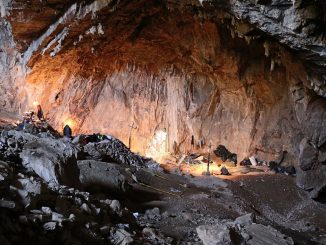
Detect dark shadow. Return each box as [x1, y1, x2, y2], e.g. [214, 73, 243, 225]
[119, 188, 162, 212]
[313, 186, 326, 204]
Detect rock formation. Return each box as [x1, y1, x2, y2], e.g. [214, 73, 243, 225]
[0, 0, 325, 199]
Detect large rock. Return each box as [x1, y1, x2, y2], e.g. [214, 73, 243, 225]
[77, 160, 130, 192]
[196, 224, 232, 245]
[296, 164, 326, 199]
[299, 138, 318, 171]
[20, 138, 80, 187]
[243, 223, 293, 245]
[197, 214, 293, 245]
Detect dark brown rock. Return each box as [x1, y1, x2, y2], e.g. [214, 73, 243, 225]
[299, 138, 318, 171]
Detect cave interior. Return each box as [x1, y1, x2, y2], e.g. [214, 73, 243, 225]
[0, 0, 326, 244]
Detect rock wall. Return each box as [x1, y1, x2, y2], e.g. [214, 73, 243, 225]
[0, 19, 24, 113]
[1, 0, 326, 199]
[24, 18, 300, 164]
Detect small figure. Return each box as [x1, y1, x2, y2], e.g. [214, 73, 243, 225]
[191, 135, 195, 151]
[36, 105, 44, 120]
[63, 124, 72, 138]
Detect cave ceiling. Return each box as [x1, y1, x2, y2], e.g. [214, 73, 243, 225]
[4, 0, 326, 95]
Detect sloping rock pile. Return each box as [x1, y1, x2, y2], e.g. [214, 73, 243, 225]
[0, 128, 156, 244]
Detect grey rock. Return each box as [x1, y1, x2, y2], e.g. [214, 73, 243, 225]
[142, 227, 173, 244]
[234, 213, 255, 227]
[41, 207, 52, 215]
[299, 138, 318, 171]
[111, 229, 134, 245]
[0, 199, 15, 209]
[244, 223, 293, 245]
[80, 203, 91, 214]
[20, 139, 80, 187]
[197, 214, 294, 245]
[296, 164, 326, 199]
[43, 222, 57, 231]
[51, 212, 65, 222]
[318, 144, 326, 163]
[77, 160, 130, 192]
[196, 224, 232, 245]
[145, 207, 161, 220]
[110, 200, 122, 214]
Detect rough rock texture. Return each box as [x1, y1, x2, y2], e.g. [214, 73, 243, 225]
[77, 160, 130, 192]
[83, 137, 145, 168]
[196, 213, 294, 245]
[18, 134, 81, 186]
[0, 0, 325, 198]
[0, 19, 24, 112]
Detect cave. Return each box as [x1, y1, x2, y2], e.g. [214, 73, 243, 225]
[0, 0, 326, 244]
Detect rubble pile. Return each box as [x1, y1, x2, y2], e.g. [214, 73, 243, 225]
[0, 127, 156, 244]
[0, 126, 321, 244]
[0, 163, 139, 244]
[83, 136, 145, 169]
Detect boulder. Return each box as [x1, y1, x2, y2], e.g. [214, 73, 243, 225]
[197, 214, 293, 245]
[20, 139, 80, 187]
[244, 223, 293, 245]
[297, 138, 326, 200]
[196, 224, 232, 245]
[318, 144, 326, 163]
[77, 160, 130, 192]
[234, 213, 255, 227]
[14, 176, 47, 207]
[296, 164, 326, 199]
[299, 138, 318, 171]
[111, 229, 134, 245]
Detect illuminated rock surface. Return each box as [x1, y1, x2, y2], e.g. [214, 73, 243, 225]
[0, 0, 325, 244]
[2, 0, 324, 198]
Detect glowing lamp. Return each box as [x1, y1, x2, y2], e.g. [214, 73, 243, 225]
[33, 101, 40, 107]
[63, 118, 76, 129]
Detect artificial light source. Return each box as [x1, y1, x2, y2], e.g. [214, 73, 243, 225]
[33, 101, 40, 107]
[63, 118, 76, 130]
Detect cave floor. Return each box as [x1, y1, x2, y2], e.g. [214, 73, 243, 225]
[121, 164, 326, 244]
